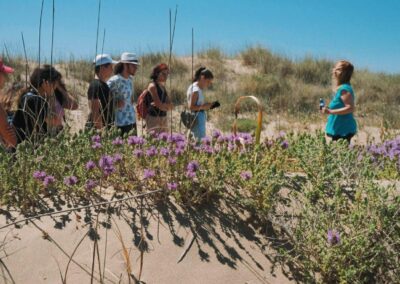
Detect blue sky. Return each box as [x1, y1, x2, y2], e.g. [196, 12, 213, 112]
[1, 0, 400, 73]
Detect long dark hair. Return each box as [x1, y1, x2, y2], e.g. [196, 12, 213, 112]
[193, 67, 214, 82]
[16, 64, 61, 104]
[113, 62, 125, 75]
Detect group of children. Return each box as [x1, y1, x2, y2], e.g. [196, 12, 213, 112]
[0, 52, 218, 151]
[0, 54, 357, 151]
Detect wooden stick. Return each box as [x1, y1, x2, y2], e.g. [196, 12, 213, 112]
[21, 32, 29, 88]
[38, 0, 45, 68]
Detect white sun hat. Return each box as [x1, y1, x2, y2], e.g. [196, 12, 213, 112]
[119, 52, 140, 65]
[94, 54, 117, 66]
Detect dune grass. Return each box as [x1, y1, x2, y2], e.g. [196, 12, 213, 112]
[2, 46, 399, 129]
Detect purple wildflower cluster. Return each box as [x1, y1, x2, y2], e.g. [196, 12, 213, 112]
[112, 137, 124, 146]
[157, 132, 169, 142]
[91, 135, 102, 149]
[64, 176, 78, 186]
[133, 149, 143, 158]
[146, 146, 158, 157]
[127, 135, 146, 146]
[86, 160, 96, 170]
[167, 182, 178, 191]
[86, 179, 97, 190]
[98, 155, 115, 176]
[143, 169, 156, 180]
[327, 229, 341, 245]
[281, 140, 289, 149]
[186, 160, 199, 179]
[368, 136, 400, 165]
[367, 136, 400, 172]
[240, 170, 253, 181]
[33, 170, 56, 187]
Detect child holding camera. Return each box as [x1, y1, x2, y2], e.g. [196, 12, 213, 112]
[186, 67, 220, 140]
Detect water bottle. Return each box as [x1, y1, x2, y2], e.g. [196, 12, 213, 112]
[319, 98, 325, 110]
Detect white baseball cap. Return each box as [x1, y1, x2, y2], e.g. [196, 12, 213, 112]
[119, 52, 140, 65]
[93, 54, 117, 66]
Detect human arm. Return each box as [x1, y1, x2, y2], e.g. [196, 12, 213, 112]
[148, 83, 173, 111]
[321, 90, 355, 115]
[189, 91, 212, 111]
[89, 99, 103, 129]
[0, 104, 16, 148]
[87, 82, 103, 129]
[55, 82, 78, 110]
[107, 79, 125, 109]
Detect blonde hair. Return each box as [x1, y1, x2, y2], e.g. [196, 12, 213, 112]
[332, 60, 354, 90]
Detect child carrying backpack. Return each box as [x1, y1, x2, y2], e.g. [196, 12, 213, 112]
[137, 64, 173, 134]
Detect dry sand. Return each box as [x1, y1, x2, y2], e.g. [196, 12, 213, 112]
[0, 198, 294, 284]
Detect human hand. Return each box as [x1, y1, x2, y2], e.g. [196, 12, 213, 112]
[320, 107, 330, 115]
[203, 103, 213, 110]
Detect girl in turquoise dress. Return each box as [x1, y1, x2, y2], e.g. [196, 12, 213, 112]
[321, 60, 357, 143]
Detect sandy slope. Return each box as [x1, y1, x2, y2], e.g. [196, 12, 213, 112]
[0, 198, 293, 284]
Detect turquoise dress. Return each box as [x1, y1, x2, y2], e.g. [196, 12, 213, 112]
[325, 84, 357, 137]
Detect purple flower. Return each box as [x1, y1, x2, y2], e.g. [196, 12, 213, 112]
[327, 229, 340, 245]
[201, 145, 214, 154]
[176, 141, 187, 149]
[167, 182, 178, 191]
[186, 171, 196, 179]
[212, 129, 222, 139]
[277, 131, 286, 139]
[217, 135, 225, 144]
[92, 142, 102, 149]
[99, 155, 114, 168]
[127, 136, 146, 146]
[86, 160, 96, 171]
[86, 179, 97, 190]
[267, 140, 274, 147]
[91, 134, 101, 143]
[133, 149, 143, 158]
[64, 176, 78, 186]
[33, 170, 47, 181]
[187, 160, 199, 172]
[240, 171, 252, 181]
[201, 137, 212, 145]
[43, 175, 55, 187]
[168, 157, 177, 165]
[227, 143, 234, 152]
[103, 166, 115, 176]
[112, 137, 124, 146]
[174, 147, 184, 156]
[239, 133, 253, 144]
[146, 146, 158, 157]
[281, 140, 289, 149]
[99, 155, 115, 176]
[168, 133, 186, 143]
[143, 169, 155, 180]
[160, 147, 170, 157]
[157, 132, 169, 141]
[113, 153, 123, 163]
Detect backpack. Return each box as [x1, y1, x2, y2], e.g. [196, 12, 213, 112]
[136, 89, 150, 120]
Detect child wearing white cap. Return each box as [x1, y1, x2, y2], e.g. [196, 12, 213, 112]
[107, 52, 140, 135]
[87, 54, 116, 129]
